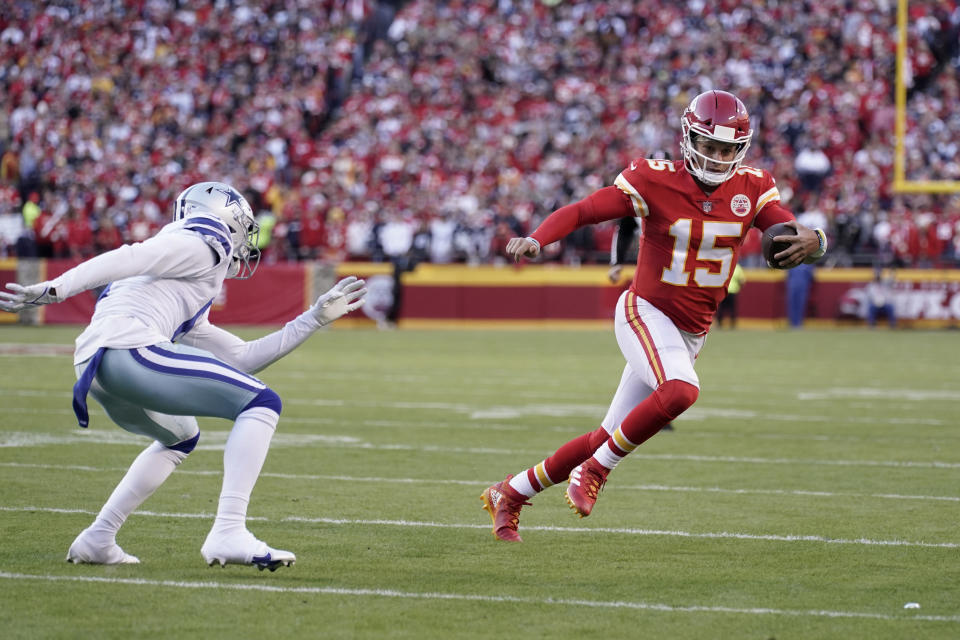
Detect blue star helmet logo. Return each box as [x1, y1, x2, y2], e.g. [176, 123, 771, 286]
[215, 186, 244, 208]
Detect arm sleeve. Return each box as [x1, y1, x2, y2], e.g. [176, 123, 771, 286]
[50, 233, 217, 299]
[530, 186, 634, 248]
[610, 216, 639, 265]
[753, 201, 795, 231]
[180, 311, 322, 374]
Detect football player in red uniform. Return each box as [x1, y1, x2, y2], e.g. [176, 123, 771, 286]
[481, 90, 827, 542]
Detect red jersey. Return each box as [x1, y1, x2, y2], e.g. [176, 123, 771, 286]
[531, 159, 794, 333]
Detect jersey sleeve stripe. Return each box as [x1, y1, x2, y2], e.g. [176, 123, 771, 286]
[184, 214, 231, 234]
[614, 173, 649, 218]
[754, 186, 780, 214]
[184, 220, 233, 257]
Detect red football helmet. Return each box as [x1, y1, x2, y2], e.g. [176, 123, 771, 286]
[680, 90, 753, 185]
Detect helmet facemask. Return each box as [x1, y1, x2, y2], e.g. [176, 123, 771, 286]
[681, 127, 751, 185]
[680, 90, 754, 186]
[226, 211, 261, 280]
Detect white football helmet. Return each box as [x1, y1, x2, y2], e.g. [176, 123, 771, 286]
[174, 181, 260, 279]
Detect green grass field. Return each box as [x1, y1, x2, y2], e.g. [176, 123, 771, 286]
[1, 325, 958, 639]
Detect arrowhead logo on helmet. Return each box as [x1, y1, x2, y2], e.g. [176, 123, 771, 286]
[680, 90, 753, 186]
[174, 181, 261, 279]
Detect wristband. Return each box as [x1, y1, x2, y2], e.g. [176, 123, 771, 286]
[526, 237, 541, 251]
[808, 228, 827, 260]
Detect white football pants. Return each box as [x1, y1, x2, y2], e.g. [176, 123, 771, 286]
[600, 290, 705, 434]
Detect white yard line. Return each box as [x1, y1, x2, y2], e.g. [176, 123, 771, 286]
[2, 461, 958, 503]
[0, 430, 362, 449]
[0, 344, 74, 356]
[2, 431, 960, 469]
[627, 453, 960, 469]
[797, 388, 960, 401]
[0, 571, 956, 623]
[3, 385, 956, 427]
[1, 505, 957, 549]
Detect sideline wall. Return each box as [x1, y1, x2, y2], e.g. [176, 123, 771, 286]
[2, 259, 959, 328]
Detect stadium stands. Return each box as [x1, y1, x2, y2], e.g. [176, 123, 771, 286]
[1, 0, 958, 267]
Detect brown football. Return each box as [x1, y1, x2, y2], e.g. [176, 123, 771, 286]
[762, 222, 797, 269]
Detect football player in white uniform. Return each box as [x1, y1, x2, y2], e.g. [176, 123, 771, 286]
[0, 182, 367, 571]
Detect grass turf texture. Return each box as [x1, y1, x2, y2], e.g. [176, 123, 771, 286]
[0, 324, 958, 639]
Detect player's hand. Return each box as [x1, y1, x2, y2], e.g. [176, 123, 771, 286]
[0, 282, 61, 312]
[505, 237, 540, 262]
[310, 276, 367, 326]
[607, 265, 623, 284]
[772, 221, 820, 269]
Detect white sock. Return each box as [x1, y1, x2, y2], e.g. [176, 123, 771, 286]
[87, 441, 187, 542]
[508, 472, 537, 498]
[210, 406, 279, 535]
[592, 442, 626, 471]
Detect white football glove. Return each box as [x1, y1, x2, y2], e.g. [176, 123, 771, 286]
[0, 282, 61, 313]
[309, 276, 367, 326]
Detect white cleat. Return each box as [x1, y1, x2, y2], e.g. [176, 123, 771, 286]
[66, 528, 140, 565]
[200, 529, 295, 572]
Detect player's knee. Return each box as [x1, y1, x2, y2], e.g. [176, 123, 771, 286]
[654, 380, 699, 419]
[167, 431, 200, 455]
[242, 387, 283, 416]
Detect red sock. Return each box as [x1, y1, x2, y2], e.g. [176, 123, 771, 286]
[524, 426, 608, 491]
[617, 380, 699, 449]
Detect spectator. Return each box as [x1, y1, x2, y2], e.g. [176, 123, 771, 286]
[92, 216, 123, 254]
[794, 143, 832, 194]
[298, 207, 327, 261]
[428, 213, 457, 264]
[786, 262, 816, 328]
[866, 268, 897, 328]
[345, 208, 375, 261]
[323, 206, 349, 263]
[64, 211, 94, 259]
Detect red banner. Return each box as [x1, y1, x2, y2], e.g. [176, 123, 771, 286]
[393, 265, 960, 329]
[7, 260, 960, 328]
[38, 260, 310, 326]
[209, 263, 307, 325]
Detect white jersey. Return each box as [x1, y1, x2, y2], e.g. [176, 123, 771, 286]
[52, 216, 234, 364]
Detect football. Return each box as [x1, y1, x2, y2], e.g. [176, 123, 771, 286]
[762, 222, 797, 269]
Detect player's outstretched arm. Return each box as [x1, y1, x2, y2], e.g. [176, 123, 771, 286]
[185, 276, 368, 374]
[515, 187, 634, 264]
[0, 282, 62, 312]
[506, 237, 541, 262]
[772, 220, 826, 269]
[1, 235, 218, 314]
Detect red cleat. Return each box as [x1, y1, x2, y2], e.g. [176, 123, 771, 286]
[480, 475, 530, 542]
[566, 458, 609, 517]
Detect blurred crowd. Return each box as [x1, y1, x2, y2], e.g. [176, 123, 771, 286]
[1, 0, 959, 269]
